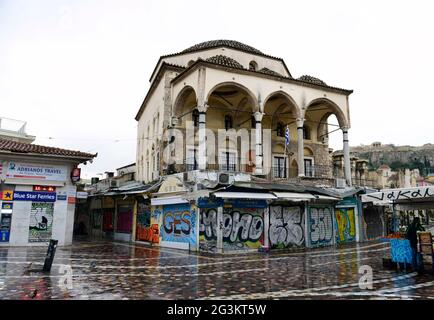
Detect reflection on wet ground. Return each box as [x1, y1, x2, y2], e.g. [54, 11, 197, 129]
[0, 240, 433, 300]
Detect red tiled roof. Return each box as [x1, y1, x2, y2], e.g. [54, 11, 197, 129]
[0, 139, 97, 160]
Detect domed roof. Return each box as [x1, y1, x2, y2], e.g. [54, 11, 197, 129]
[258, 67, 282, 77]
[205, 55, 244, 69]
[297, 75, 327, 86]
[182, 40, 263, 55]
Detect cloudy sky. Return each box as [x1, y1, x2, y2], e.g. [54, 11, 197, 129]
[1, 0, 433, 179]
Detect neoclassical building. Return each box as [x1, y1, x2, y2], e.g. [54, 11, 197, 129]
[135, 40, 353, 187]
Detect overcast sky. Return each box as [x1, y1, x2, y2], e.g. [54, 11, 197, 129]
[1, 0, 433, 179]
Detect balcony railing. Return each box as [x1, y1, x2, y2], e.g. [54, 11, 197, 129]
[168, 157, 256, 174]
[166, 158, 335, 181]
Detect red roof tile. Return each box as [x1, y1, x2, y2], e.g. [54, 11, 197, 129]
[0, 139, 97, 160]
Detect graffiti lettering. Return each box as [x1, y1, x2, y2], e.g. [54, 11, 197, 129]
[137, 224, 159, 243]
[199, 209, 217, 240]
[269, 206, 304, 247]
[161, 204, 197, 246]
[199, 208, 264, 251]
[309, 207, 333, 246]
[335, 208, 356, 243]
[163, 211, 191, 235]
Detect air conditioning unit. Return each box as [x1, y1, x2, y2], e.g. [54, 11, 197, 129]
[335, 178, 346, 189]
[218, 173, 231, 185]
[110, 180, 118, 188]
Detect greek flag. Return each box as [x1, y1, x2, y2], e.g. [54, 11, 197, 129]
[285, 126, 290, 145]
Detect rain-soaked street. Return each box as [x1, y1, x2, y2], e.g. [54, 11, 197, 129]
[1, 240, 434, 300]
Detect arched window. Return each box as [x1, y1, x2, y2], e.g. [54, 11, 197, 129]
[224, 115, 233, 130]
[192, 109, 199, 127]
[303, 126, 311, 140]
[249, 61, 258, 71]
[276, 122, 285, 137]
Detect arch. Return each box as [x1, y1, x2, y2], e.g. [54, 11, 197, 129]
[262, 90, 302, 118]
[304, 146, 314, 156]
[305, 98, 348, 128]
[272, 142, 286, 153]
[173, 85, 197, 118]
[317, 112, 333, 143]
[205, 81, 259, 112]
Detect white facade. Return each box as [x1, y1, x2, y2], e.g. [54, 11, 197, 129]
[0, 155, 87, 246]
[136, 40, 353, 186]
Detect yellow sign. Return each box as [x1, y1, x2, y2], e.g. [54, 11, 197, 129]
[1, 190, 13, 201]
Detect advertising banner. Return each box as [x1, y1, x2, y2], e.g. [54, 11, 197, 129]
[5, 161, 67, 181]
[28, 202, 54, 242]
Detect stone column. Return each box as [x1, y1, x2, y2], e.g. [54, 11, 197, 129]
[197, 104, 208, 170]
[254, 111, 264, 174]
[342, 127, 352, 186]
[297, 118, 305, 177]
[216, 206, 223, 253]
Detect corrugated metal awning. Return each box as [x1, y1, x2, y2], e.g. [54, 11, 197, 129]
[315, 195, 341, 201]
[212, 192, 277, 200]
[151, 196, 189, 206]
[272, 192, 316, 201]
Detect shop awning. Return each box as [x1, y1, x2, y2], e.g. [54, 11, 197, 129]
[315, 195, 341, 201]
[361, 186, 434, 204]
[151, 196, 189, 206]
[212, 192, 277, 200]
[272, 192, 316, 201]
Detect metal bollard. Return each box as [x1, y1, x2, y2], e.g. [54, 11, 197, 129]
[43, 239, 58, 272]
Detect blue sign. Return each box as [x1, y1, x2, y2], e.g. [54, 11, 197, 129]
[57, 194, 67, 201]
[13, 191, 56, 202]
[224, 199, 267, 208]
[197, 197, 224, 208]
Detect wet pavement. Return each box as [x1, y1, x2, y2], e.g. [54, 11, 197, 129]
[1, 240, 434, 300]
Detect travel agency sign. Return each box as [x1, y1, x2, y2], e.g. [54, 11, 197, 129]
[5, 161, 67, 182]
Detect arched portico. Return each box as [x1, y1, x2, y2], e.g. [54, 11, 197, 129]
[263, 91, 301, 178]
[205, 82, 262, 173]
[304, 97, 352, 186]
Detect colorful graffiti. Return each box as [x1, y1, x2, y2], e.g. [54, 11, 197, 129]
[137, 224, 159, 243]
[199, 208, 218, 252]
[199, 208, 264, 251]
[269, 206, 304, 248]
[335, 208, 356, 243]
[161, 204, 197, 246]
[308, 206, 334, 247]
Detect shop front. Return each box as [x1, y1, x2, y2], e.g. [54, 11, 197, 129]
[362, 186, 434, 271]
[334, 197, 360, 244]
[0, 149, 95, 246]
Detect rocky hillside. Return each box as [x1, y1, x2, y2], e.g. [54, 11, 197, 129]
[349, 143, 434, 175]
